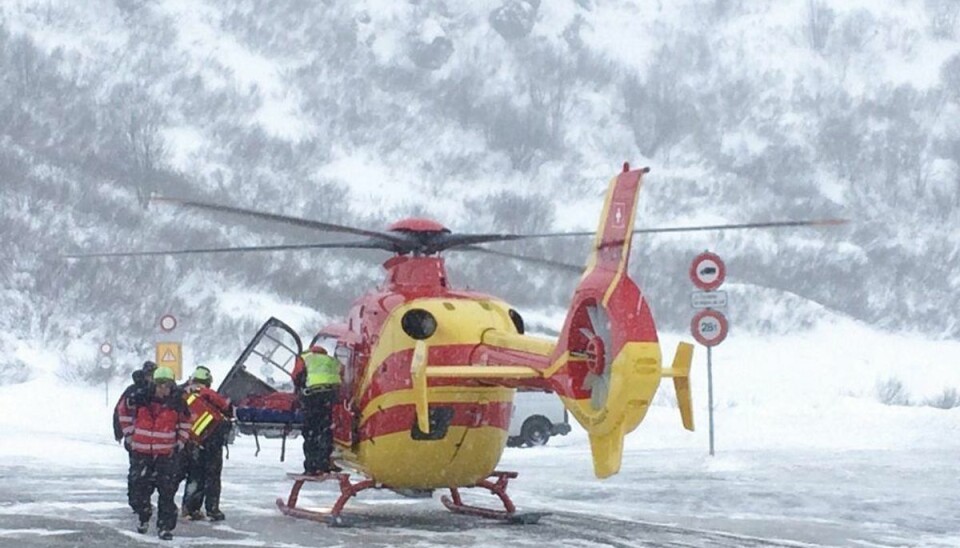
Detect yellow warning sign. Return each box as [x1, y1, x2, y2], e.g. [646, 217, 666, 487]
[155, 342, 183, 380]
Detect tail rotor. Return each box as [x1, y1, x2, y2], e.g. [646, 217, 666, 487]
[580, 305, 614, 411]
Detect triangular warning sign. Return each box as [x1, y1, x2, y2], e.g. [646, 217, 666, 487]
[161, 350, 176, 362]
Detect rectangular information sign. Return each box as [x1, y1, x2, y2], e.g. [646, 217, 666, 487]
[691, 291, 728, 309]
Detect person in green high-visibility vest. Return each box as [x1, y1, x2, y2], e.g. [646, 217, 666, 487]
[292, 345, 342, 475]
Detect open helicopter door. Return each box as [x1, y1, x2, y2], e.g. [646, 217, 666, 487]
[218, 317, 304, 440]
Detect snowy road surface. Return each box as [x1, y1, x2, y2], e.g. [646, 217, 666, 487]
[2, 324, 959, 546]
[0, 432, 957, 547]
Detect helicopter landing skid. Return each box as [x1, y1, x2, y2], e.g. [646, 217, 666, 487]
[276, 472, 376, 527]
[441, 471, 546, 524]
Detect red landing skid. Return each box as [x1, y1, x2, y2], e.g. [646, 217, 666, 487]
[276, 470, 546, 526]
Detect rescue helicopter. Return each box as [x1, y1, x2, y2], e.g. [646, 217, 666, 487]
[69, 163, 843, 524]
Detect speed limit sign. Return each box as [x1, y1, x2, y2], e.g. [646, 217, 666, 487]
[691, 309, 728, 347]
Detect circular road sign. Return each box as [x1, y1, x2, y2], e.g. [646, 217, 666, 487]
[690, 251, 726, 291]
[159, 314, 178, 332]
[99, 342, 112, 355]
[691, 309, 729, 347]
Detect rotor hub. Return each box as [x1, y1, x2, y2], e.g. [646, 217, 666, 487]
[585, 336, 606, 376]
[387, 218, 450, 234]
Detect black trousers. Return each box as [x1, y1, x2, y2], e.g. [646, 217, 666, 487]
[181, 438, 224, 514]
[130, 452, 180, 531]
[126, 448, 136, 511]
[300, 389, 336, 473]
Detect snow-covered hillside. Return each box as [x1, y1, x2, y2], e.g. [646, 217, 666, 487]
[0, 1, 958, 380]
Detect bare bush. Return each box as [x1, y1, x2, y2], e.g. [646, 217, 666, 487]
[61, 355, 127, 386]
[875, 377, 912, 406]
[807, 0, 835, 52]
[925, 387, 960, 409]
[926, 0, 960, 39]
[0, 360, 29, 385]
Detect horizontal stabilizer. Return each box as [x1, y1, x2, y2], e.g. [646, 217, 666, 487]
[662, 342, 695, 431]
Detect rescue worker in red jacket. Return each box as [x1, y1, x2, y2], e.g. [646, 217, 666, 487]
[121, 366, 191, 541]
[180, 365, 233, 522]
[114, 360, 157, 512]
[292, 345, 342, 474]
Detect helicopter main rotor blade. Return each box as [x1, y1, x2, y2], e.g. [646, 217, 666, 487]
[440, 218, 849, 248]
[151, 196, 410, 246]
[455, 245, 582, 273]
[63, 240, 387, 259]
[630, 218, 849, 235]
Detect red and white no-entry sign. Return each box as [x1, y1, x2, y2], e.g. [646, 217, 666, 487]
[159, 314, 178, 332]
[689, 251, 726, 291]
[99, 342, 112, 355]
[691, 309, 728, 347]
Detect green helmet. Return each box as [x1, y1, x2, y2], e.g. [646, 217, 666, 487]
[191, 365, 212, 384]
[153, 366, 176, 383]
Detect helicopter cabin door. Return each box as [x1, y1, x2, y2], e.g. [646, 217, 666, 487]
[310, 333, 358, 447]
[218, 317, 303, 437]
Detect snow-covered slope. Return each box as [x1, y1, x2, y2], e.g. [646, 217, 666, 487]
[0, 1, 958, 384]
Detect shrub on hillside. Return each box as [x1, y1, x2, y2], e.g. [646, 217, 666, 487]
[489, 0, 538, 41]
[875, 377, 912, 406]
[61, 355, 128, 386]
[925, 387, 960, 409]
[0, 360, 29, 385]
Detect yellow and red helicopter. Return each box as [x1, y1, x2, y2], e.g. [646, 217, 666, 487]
[70, 163, 842, 524]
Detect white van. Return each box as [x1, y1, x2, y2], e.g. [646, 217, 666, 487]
[506, 390, 571, 447]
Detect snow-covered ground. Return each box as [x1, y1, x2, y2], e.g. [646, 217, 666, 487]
[1, 315, 958, 546]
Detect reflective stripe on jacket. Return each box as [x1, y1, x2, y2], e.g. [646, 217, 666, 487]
[130, 401, 190, 456]
[117, 397, 136, 438]
[302, 352, 341, 388]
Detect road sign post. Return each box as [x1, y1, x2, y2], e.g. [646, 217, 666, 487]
[690, 252, 728, 456]
[99, 342, 113, 407]
[707, 345, 713, 455]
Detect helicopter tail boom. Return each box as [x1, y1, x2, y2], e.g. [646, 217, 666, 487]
[542, 166, 694, 478]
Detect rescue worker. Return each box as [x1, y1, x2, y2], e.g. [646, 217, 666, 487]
[180, 365, 232, 522]
[113, 360, 157, 512]
[123, 366, 191, 541]
[292, 345, 342, 474]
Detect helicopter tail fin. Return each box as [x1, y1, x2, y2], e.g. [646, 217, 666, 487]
[543, 166, 692, 478]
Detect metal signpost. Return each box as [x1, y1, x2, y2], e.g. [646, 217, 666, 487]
[99, 342, 113, 406]
[689, 251, 729, 456]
